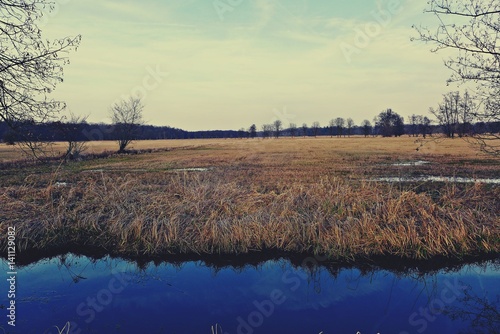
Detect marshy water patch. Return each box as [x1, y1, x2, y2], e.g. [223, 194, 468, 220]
[2, 255, 498, 333]
[171, 167, 211, 172]
[371, 175, 500, 184]
[391, 160, 431, 166]
[53, 182, 69, 187]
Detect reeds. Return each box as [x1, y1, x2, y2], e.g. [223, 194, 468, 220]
[1, 169, 498, 261]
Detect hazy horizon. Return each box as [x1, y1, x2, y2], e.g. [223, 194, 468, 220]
[41, 0, 462, 131]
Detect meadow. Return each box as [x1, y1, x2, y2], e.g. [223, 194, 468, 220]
[0, 136, 498, 263]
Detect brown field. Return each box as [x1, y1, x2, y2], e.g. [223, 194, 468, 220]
[0, 136, 499, 263]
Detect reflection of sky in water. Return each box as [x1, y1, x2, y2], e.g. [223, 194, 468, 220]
[0, 256, 498, 334]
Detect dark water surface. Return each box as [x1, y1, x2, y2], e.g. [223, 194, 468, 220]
[1, 255, 498, 334]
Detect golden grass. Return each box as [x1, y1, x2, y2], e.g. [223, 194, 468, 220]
[0, 137, 499, 261]
[0, 136, 492, 163]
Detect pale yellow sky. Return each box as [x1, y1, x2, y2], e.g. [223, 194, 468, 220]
[41, 0, 460, 131]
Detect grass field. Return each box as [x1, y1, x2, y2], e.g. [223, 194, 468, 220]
[0, 136, 499, 263]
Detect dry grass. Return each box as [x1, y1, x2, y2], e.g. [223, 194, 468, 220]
[0, 137, 499, 261]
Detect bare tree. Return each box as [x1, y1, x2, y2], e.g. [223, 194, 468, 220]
[110, 97, 144, 152]
[346, 118, 354, 137]
[375, 109, 405, 137]
[273, 119, 282, 138]
[311, 121, 320, 137]
[289, 123, 297, 138]
[408, 114, 419, 137]
[334, 117, 345, 137]
[361, 120, 372, 137]
[430, 91, 474, 138]
[57, 112, 89, 161]
[328, 119, 335, 137]
[413, 0, 500, 154]
[261, 124, 273, 139]
[430, 93, 458, 138]
[458, 91, 475, 137]
[249, 124, 257, 138]
[301, 123, 308, 137]
[419, 116, 432, 138]
[0, 0, 81, 159]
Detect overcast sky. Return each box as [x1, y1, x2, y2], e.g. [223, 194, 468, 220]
[41, 0, 458, 131]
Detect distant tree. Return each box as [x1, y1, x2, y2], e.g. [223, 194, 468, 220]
[430, 92, 458, 138]
[346, 118, 354, 137]
[430, 91, 475, 138]
[458, 91, 474, 137]
[408, 114, 419, 137]
[56, 112, 89, 161]
[311, 121, 320, 137]
[110, 97, 145, 152]
[328, 119, 335, 137]
[237, 128, 248, 138]
[419, 116, 432, 138]
[273, 119, 282, 138]
[361, 120, 372, 137]
[334, 117, 345, 137]
[289, 123, 297, 138]
[261, 124, 273, 139]
[2, 130, 16, 145]
[301, 123, 308, 137]
[249, 124, 257, 138]
[375, 109, 405, 137]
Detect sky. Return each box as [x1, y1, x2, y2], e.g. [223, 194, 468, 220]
[40, 0, 460, 131]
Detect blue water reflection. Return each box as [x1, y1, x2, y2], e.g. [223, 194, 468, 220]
[1, 255, 498, 333]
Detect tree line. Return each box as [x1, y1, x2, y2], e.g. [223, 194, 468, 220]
[1, 0, 499, 157]
[2, 106, 498, 145]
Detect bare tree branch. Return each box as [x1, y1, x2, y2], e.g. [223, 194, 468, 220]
[0, 0, 81, 160]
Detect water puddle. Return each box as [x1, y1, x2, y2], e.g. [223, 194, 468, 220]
[171, 167, 210, 172]
[371, 176, 500, 184]
[2, 255, 498, 333]
[392, 160, 431, 166]
[83, 167, 211, 173]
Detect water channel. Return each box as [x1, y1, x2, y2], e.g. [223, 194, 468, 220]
[1, 255, 498, 333]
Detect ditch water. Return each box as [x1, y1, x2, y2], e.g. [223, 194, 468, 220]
[1, 255, 499, 334]
[372, 176, 500, 184]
